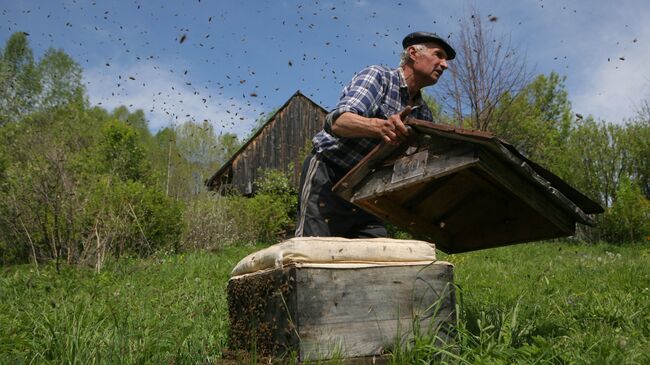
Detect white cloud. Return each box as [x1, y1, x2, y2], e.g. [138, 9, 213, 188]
[83, 60, 262, 136]
[414, 0, 650, 123]
[569, 9, 650, 122]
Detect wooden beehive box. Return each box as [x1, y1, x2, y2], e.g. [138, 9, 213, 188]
[227, 238, 455, 363]
[333, 120, 603, 253]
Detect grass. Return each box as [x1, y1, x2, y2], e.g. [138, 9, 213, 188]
[1, 241, 649, 364]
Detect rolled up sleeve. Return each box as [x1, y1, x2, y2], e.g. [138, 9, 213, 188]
[324, 66, 386, 134]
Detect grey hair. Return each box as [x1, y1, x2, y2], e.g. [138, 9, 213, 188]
[399, 44, 428, 66]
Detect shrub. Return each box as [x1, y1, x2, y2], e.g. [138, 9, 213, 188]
[599, 178, 650, 243]
[81, 177, 183, 260]
[180, 169, 298, 250]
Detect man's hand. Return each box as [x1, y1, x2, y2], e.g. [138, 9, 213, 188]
[378, 106, 413, 145]
[330, 106, 415, 144]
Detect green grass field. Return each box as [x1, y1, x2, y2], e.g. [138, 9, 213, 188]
[1, 241, 648, 364]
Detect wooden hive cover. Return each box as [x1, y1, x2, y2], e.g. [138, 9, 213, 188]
[333, 119, 603, 253]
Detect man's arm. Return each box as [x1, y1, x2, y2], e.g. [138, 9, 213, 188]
[332, 107, 413, 145]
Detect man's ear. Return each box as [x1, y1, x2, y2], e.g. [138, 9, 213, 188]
[407, 46, 419, 63]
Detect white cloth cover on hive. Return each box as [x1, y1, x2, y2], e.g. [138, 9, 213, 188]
[230, 237, 437, 277]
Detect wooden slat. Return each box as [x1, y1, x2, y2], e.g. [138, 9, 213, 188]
[295, 264, 455, 361]
[333, 143, 404, 201]
[351, 144, 479, 202]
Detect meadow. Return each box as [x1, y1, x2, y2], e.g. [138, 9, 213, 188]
[1, 240, 648, 364]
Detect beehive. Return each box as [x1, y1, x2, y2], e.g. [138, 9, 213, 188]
[227, 237, 455, 363]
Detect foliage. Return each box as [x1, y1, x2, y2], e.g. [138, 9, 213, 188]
[95, 119, 150, 182]
[626, 104, 650, 198]
[0, 32, 41, 123]
[149, 121, 240, 200]
[1, 241, 648, 364]
[81, 177, 183, 259]
[181, 169, 298, 251]
[37, 48, 85, 111]
[599, 178, 650, 243]
[0, 102, 182, 268]
[422, 92, 454, 125]
[492, 72, 572, 165]
[0, 245, 263, 364]
[0, 33, 85, 125]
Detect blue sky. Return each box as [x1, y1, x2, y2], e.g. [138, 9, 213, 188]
[2, 0, 648, 136]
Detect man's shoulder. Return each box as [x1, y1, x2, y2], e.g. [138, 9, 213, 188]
[351, 65, 399, 86]
[357, 64, 397, 75]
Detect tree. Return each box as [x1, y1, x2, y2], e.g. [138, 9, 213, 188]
[111, 106, 149, 134]
[627, 101, 650, 198]
[215, 132, 241, 166]
[96, 119, 149, 182]
[492, 72, 572, 164]
[435, 9, 529, 131]
[0, 32, 41, 124]
[37, 48, 85, 111]
[174, 120, 223, 196]
[422, 92, 454, 125]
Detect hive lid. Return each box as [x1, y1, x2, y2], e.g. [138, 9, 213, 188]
[333, 119, 603, 253]
[230, 237, 437, 277]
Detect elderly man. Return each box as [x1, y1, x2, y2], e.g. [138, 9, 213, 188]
[295, 31, 455, 238]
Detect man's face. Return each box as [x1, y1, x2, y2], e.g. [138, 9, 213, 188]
[410, 42, 449, 85]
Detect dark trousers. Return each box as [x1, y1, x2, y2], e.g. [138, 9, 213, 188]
[294, 153, 387, 238]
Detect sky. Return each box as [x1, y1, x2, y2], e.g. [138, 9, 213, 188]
[1, 0, 648, 137]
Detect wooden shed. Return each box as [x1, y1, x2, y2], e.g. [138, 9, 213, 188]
[206, 91, 327, 195]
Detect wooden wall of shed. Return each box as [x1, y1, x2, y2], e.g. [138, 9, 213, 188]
[230, 95, 325, 194]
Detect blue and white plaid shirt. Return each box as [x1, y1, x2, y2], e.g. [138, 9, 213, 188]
[313, 65, 433, 171]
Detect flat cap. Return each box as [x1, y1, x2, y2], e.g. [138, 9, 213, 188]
[402, 31, 456, 60]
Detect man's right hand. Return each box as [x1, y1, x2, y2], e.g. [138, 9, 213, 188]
[378, 106, 412, 145]
[330, 106, 413, 144]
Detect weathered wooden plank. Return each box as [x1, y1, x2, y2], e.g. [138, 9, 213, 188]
[351, 144, 479, 202]
[295, 264, 455, 361]
[228, 262, 456, 362]
[411, 121, 596, 224]
[295, 265, 454, 324]
[299, 317, 453, 360]
[333, 142, 405, 201]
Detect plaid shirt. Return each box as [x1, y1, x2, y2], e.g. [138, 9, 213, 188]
[313, 65, 433, 171]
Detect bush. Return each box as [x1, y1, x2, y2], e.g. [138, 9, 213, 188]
[181, 169, 297, 250]
[599, 178, 650, 243]
[81, 177, 183, 260]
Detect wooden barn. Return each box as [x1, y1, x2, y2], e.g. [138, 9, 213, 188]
[205, 91, 327, 195]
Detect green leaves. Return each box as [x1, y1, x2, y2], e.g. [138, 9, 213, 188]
[0, 32, 85, 125]
[97, 119, 149, 182]
[600, 177, 650, 243]
[492, 72, 571, 165]
[0, 32, 41, 123]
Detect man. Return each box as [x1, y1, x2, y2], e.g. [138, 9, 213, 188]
[295, 31, 455, 238]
